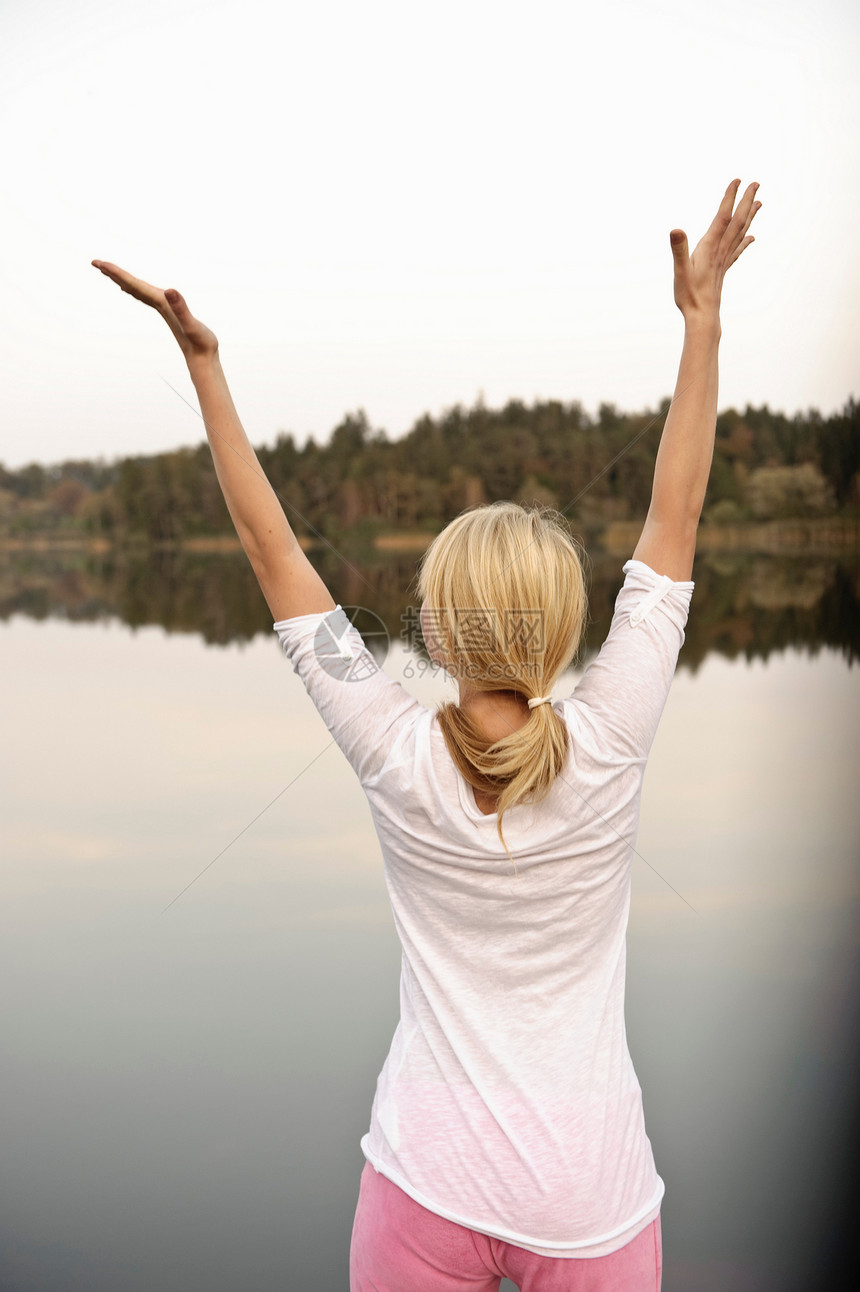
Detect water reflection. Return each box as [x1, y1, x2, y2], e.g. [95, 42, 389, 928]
[1, 597, 858, 1290]
[1, 545, 858, 664]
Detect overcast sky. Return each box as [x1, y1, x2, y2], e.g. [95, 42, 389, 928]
[1, 0, 857, 469]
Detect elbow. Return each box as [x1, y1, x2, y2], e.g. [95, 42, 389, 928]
[645, 503, 702, 538]
[240, 523, 301, 586]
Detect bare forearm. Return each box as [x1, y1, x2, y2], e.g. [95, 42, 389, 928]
[185, 353, 335, 619]
[186, 353, 297, 567]
[633, 317, 720, 580]
[649, 315, 721, 528]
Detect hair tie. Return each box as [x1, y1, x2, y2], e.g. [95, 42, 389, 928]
[527, 696, 553, 709]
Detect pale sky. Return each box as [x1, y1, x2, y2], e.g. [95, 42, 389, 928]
[1, 0, 857, 469]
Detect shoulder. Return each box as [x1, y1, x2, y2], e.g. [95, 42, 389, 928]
[561, 561, 694, 758]
[274, 605, 428, 786]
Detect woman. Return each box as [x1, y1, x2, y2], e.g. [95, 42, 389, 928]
[93, 178, 760, 1291]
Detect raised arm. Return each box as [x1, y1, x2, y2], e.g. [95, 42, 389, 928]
[633, 179, 761, 582]
[91, 262, 335, 621]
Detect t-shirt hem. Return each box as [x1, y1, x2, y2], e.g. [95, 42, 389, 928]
[360, 1140, 664, 1258]
[272, 603, 342, 631]
[622, 557, 695, 591]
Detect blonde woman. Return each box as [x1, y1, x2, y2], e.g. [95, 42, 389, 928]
[94, 178, 760, 1291]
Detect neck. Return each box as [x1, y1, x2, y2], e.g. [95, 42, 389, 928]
[456, 684, 530, 742]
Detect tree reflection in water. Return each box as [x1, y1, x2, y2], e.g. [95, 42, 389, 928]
[0, 545, 857, 666]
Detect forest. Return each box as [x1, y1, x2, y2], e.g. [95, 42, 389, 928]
[1, 395, 857, 547]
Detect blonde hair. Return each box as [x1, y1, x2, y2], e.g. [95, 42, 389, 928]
[417, 502, 588, 853]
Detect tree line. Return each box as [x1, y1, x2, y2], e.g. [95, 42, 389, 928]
[1, 395, 857, 544]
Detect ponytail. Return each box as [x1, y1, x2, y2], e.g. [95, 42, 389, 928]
[437, 698, 570, 853]
[418, 502, 588, 856]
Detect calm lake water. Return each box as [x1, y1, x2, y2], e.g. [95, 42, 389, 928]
[1, 549, 858, 1291]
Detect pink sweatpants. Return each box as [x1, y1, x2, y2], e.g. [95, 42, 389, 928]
[350, 1163, 662, 1292]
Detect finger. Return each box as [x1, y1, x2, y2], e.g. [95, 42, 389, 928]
[669, 228, 689, 260]
[91, 259, 143, 289]
[91, 260, 162, 307]
[163, 288, 196, 330]
[732, 200, 762, 254]
[728, 234, 755, 267]
[741, 198, 763, 238]
[705, 179, 741, 240]
[733, 182, 760, 231]
[723, 183, 760, 251]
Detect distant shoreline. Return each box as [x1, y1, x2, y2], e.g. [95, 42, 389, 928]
[601, 517, 860, 556]
[1, 517, 857, 557]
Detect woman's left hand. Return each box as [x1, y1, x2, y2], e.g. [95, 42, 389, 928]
[91, 261, 219, 366]
[670, 179, 761, 324]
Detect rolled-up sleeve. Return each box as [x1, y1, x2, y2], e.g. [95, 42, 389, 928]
[274, 605, 426, 787]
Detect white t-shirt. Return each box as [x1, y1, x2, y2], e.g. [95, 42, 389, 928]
[274, 558, 694, 1258]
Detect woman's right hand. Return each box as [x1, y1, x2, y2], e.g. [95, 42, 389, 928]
[91, 261, 219, 365]
[670, 179, 761, 324]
